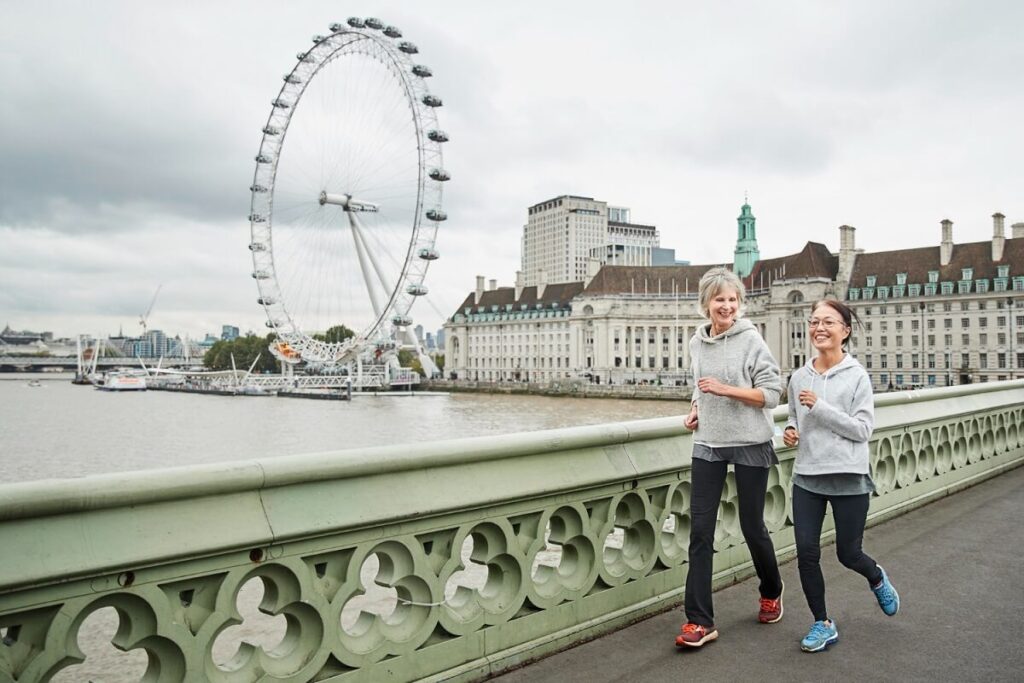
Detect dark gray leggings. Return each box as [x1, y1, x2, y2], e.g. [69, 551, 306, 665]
[685, 458, 783, 626]
[792, 484, 883, 622]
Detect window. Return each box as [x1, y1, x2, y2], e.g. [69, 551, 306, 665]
[880, 335, 888, 347]
[896, 336, 904, 347]
[895, 374, 904, 386]
[865, 355, 873, 369]
[1017, 352, 1024, 369]
[928, 335, 936, 346]
[944, 319, 953, 330]
[909, 284, 921, 296]
[928, 270, 939, 283]
[881, 321, 889, 332]
[928, 375, 937, 386]
[944, 334, 953, 346]
[980, 333, 988, 346]
[896, 305, 904, 314]
[979, 353, 988, 369]
[979, 317, 988, 328]
[958, 281, 971, 294]
[896, 320, 904, 331]
[998, 353, 1007, 369]
[928, 353, 936, 368]
[961, 318, 970, 329]
[896, 354, 904, 369]
[943, 302, 952, 312]
[928, 319, 935, 330]
[997, 316, 1007, 327]
[998, 265, 1010, 278]
[962, 334, 970, 346]
[881, 355, 888, 369]
[912, 353, 920, 369]
[976, 279, 989, 293]
[896, 273, 907, 286]
[878, 286, 889, 299]
[962, 267, 974, 280]
[961, 353, 970, 368]
[941, 282, 954, 295]
[866, 275, 877, 287]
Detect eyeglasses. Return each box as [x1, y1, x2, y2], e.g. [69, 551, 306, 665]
[807, 318, 844, 329]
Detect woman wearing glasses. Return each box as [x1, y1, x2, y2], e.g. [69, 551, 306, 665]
[675, 267, 784, 649]
[782, 299, 900, 653]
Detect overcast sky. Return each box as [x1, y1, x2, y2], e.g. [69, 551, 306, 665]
[2, 1, 1022, 340]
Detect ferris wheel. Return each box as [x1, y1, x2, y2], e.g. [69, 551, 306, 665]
[248, 17, 448, 366]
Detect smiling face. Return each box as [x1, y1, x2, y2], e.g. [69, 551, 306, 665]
[709, 287, 740, 332]
[809, 302, 851, 353]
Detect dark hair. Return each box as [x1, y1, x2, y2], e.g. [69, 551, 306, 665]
[812, 298, 859, 350]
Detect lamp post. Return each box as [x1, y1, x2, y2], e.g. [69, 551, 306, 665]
[919, 301, 926, 388]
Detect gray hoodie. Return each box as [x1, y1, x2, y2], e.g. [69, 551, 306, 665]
[785, 353, 874, 475]
[690, 318, 782, 446]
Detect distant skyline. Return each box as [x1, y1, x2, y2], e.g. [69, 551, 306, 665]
[2, 1, 1023, 339]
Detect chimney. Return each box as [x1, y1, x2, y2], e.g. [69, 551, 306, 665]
[584, 258, 601, 287]
[474, 275, 485, 305]
[489, 278, 497, 291]
[992, 212, 1006, 261]
[514, 270, 524, 300]
[837, 225, 857, 293]
[537, 268, 547, 299]
[940, 219, 954, 266]
[1013, 222, 1024, 239]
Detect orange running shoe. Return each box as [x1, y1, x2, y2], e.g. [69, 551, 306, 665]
[758, 581, 784, 624]
[675, 622, 719, 648]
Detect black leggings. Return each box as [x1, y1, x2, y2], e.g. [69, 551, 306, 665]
[792, 484, 883, 622]
[685, 458, 783, 626]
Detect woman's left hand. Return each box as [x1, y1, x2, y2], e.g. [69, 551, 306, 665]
[697, 377, 732, 397]
[798, 389, 818, 408]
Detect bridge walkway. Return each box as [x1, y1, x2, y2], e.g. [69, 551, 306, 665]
[495, 464, 1024, 683]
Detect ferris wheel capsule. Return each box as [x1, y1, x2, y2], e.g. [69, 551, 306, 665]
[412, 65, 432, 78]
[391, 314, 412, 327]
[346, 17, 365, 28]
[364, 17, 384, 30]
[429, 168, 450, 181]
[425, 208, 447, 221]
[398, 41, 418, 54]
[427, 129, 448, 142]
[384, 26, 402, 38]
[418, 247, 440, 260]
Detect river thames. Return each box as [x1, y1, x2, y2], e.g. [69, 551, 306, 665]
[0, 374, 684, 484]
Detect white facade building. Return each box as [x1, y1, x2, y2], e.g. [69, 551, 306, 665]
[449, 208, 1024, 391]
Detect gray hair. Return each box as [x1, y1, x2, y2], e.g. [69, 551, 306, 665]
[697, 267, 746, 318]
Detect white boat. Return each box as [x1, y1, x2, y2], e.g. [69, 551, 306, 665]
[94, 372, 147, 392]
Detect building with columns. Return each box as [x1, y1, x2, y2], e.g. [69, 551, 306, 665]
[447, 206, 1024, 390]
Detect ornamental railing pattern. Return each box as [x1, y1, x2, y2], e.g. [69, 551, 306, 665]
[1, 381, 1022, 682]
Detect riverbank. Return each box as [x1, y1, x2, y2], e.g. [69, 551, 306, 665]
[421, 379, 693, 401]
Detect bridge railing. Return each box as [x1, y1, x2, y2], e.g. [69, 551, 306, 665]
[1, 381, 1022, 682]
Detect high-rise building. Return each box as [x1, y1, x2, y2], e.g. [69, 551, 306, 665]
[522, 195, 608, 286]
[221, 325, 240, 341]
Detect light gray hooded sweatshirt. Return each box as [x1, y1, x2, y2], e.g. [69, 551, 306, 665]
[690, 318, 782, 446]
[786, 353, 874, 475]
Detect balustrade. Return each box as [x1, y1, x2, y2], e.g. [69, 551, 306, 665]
[1, 381, 1022, 682]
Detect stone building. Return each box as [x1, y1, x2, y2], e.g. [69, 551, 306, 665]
[447, 206, 1024, 390]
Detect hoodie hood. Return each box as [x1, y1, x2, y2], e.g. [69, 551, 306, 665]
[797, 353, 860, 402]
[696, 317, 757, 343]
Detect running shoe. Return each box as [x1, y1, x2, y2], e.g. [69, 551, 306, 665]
[871, 565, 900, 616]
[758, 581, 784, 623]
[675, 622, 719, 648]
[800, 619, 839, 652]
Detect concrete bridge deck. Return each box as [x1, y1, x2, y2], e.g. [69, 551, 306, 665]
[496, 463, 1024, 683]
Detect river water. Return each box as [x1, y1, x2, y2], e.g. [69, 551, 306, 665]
[0, 374, 684, 680]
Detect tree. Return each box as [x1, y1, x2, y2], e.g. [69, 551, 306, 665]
[313, 324, 355, 344]
[203, 334, 280, 372]
[434, 354, 445, 372]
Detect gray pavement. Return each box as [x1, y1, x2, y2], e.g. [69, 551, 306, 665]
[495, 464, 1024, 683]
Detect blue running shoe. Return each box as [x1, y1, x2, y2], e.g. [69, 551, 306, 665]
[871, 565, 900, 616]
[801, 619, 838, 653]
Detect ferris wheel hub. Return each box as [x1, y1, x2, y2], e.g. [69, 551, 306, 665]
[318, 191, 380, 213]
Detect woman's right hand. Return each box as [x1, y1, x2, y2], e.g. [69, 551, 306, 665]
[684, 405, 699, 430]
[783, 426, 799, 447]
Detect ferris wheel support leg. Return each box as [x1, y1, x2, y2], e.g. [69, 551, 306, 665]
[348, 213, 385, 318]
[350, 212, 396, 306]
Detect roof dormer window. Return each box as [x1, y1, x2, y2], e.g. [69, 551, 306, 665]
[896, 273, 907, 286]
[961, 267, 973, 281]
[866, 275, 877, 287]
[928, 270, 939, 283]
[998, 265, 1010, 278]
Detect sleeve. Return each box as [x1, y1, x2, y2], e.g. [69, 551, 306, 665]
[785, 374, 798, 432]
[807, 371, 874, 442]
[749, 340, 782, 409]
[689, 337, 699, 407]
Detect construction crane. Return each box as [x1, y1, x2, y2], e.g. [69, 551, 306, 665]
[139, 284, 162, 335]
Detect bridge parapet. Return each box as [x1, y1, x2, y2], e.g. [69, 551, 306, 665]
[1, 382, 1022, 682]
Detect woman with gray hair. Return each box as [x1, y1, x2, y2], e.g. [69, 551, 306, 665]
[676, 267, 785, 649]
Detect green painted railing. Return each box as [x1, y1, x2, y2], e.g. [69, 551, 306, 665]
[1, 381, 1022, 682]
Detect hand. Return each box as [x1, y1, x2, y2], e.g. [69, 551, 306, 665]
[684, 405, 698, 430]
[798, 389, 818, 408]
[783, 427, 799, 447]
[696, 377, 732, 397]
